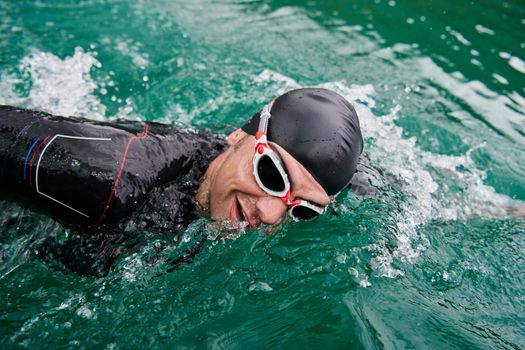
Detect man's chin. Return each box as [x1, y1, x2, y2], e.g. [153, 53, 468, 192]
[206, 218, 284, 238]
[205, 219, 250, 238]
[227, 219, 250, 232]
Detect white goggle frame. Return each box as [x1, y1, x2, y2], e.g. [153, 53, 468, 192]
[251, 101, 325, 221]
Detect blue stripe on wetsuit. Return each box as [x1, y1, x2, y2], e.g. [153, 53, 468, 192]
[23, 137, 41, 181]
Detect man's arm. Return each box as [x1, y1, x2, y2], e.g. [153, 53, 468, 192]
[0, 106, 144, 229]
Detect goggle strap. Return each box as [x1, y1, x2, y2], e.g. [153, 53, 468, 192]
[255, 131, 265, 141]
[258, 106, 270, 134]
[257, 99, 276, 135]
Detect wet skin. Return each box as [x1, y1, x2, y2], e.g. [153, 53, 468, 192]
[196, 129, 331, 228]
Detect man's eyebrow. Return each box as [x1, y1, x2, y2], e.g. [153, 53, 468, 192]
[234, 135, 250, 150]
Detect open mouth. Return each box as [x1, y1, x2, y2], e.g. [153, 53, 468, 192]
[229, 195, 258, 230]
[236, 196, 246, 222]
[230, 195, 246, 223]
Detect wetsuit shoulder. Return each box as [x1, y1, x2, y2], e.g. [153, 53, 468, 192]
[0, 106, 226, 230]
[348, 154, 383, 196]
[1, 106, 227, 276]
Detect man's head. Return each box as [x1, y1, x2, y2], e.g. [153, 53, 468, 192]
[196, 88, 363, 228]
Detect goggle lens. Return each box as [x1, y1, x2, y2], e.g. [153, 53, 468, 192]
[257, 154, 286, 193]
[289, 205, 321, 221]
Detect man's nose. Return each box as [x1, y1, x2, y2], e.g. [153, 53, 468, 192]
[255, 196, 287, 224]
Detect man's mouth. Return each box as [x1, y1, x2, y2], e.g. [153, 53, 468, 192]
[230, 195, 255, 228]
[230, 195, 246, 222]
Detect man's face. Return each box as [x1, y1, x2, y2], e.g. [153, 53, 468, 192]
[196, 129, 331, 229]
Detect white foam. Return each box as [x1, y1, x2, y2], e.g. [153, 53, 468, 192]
[0, 47, 106, 120]
[0, 74, 25, 106]
[348, 267, 372, 287]
[324, 80, 520, 271]
[75, 304, 97, 320]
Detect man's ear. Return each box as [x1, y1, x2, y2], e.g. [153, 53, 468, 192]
[227, 128, 247, 146]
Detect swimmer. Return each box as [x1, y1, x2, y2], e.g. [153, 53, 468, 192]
[0, 88, 363, 275]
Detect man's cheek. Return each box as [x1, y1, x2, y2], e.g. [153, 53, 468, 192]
[239, 153, 253, 183]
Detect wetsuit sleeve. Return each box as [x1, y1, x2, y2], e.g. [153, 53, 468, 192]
[1, 105, 228, 276]
[0, 106, 141, 228]
[347, 158, 383, 196]
[1, 105, 227, 231]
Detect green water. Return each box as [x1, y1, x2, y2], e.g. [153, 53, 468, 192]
[1, 0, 525, 348]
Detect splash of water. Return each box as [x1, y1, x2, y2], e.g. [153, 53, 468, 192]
[254, 68, 521, 281]
[0, 47, 106, 119]
[0, 48, 520, 283]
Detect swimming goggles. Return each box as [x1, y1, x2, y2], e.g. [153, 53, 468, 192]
[252, 100, 325, 221]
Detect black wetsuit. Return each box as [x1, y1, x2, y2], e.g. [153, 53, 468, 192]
[0, 106, 226, 275]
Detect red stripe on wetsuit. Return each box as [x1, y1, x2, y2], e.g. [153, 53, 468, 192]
[28, 136, 50, 188]
[92, 124, 149, 228]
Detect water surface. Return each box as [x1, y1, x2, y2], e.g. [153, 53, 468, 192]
[1, 0, 524, 348]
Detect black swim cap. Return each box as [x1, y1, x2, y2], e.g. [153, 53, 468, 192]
[242, 88, 363, 195]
